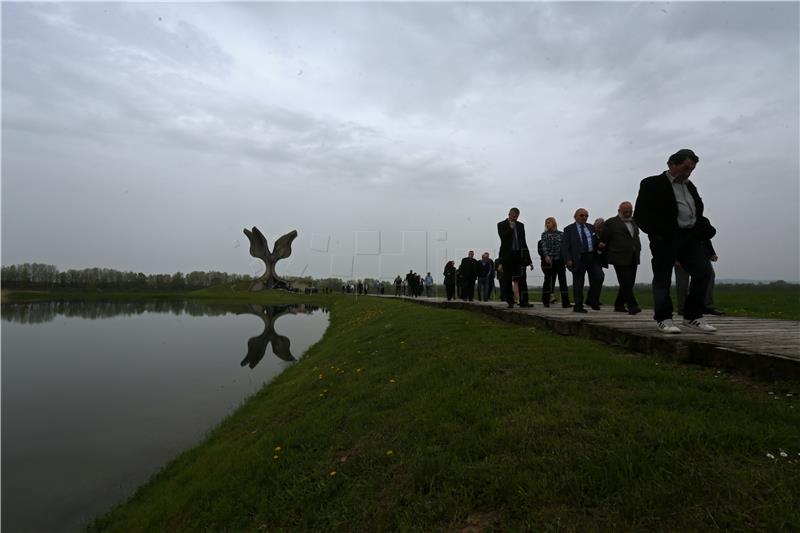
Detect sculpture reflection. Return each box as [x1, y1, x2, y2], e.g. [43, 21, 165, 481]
[239, 304, 323, 368]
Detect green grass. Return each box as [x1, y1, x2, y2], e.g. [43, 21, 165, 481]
[88, 294, 800, 532]
[465, 284, 799, 321]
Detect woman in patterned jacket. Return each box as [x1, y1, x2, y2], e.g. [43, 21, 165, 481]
[540, 217, 571, 308]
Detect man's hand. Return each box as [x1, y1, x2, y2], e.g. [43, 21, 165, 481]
[545, 256, 552, 265]
[598, 242, 606, 250]
[710, 255, 718, 262]
[497, 264, 503, 273]
[566, 260, 573, 271]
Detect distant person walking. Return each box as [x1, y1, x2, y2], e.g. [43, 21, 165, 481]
[634, 148, 717, 334]
[394, 275, 402, 296]
[601, 201, 642, 315]
[476, 252, 495, 302]
[424, 272, 434, 297]
[458, 251, 480, 302]
[540, 217, 571, 308]
[561, 208, 605, 313]
[497, 207, 532, 308]
[443, 260, 457, 301]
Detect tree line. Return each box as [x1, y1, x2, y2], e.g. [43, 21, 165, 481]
[1, 263, 252, 290]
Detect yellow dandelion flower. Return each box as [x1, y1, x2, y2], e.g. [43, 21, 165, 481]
[386, 450, 394, 456]
[389, 379, 396, 383]
[356, 368, 363, 373]
[273, 455, 279, 460]
[330, 470, 337, 476]
[274, 446, 281, 452]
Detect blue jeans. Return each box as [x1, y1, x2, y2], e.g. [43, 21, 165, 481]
[477, 277, 493, 301]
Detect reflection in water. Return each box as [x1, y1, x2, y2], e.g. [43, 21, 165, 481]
[0, 300, 234, 324]
[240, 304, 325, 367]
[1, 301, 329, 368]
[1, 300, 329, 532]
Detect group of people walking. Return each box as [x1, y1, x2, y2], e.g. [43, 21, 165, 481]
[441, 149, 722, 335]
[394, 271, 434, 298]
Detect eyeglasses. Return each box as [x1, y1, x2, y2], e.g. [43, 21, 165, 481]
[577, 214, 588, 217]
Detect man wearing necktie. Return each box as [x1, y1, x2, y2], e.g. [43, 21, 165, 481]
[497, 207, 533, 308]
[561, 208, 605, 313]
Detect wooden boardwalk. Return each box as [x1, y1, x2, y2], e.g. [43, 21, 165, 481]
[384, 296, 800, 381]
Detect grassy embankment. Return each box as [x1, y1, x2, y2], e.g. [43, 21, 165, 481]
[83, 292, 800, 531]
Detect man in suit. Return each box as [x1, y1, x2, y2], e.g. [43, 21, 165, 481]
[497, 207, 532, 308]
[601, 201, 642, 315]
[562, 208, 605, 312]
[634, 149, 717, 334]
[476, 252, 495, 302]
[458, 251, 480, 302]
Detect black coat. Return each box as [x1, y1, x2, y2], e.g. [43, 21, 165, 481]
[458, 257, 480, 280]
[443, 263, 456, 285]
[634, 172, 710, 239]
[497, 219, 532, 266]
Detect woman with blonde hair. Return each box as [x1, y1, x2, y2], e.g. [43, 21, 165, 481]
[540, 217, 571, 308]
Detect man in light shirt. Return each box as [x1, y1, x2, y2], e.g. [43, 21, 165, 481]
[600, 201, 642, 315]
[634, 149, 717, 334]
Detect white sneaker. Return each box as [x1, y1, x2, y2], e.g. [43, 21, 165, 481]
[657, 319, 681, 334]
[684, 318, 717, 333]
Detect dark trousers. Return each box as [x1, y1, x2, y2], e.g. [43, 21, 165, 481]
[675, 263, 715, 314]
[650, 231, 712, 322]
[461, 277, 476, 301]
[445, 282, 455, 300]
[613, 264, 639, 311]
[571, 252, 604, 309]
[542, 260, 570, 306]
[395, 285, 401, 296]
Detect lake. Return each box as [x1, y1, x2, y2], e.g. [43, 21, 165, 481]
[1, 300, 328, 532]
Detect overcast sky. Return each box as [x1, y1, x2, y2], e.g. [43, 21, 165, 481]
[3, 2, 798, 283]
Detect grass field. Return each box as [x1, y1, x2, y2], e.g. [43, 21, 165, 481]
[86, 293, 800, 532]
[420, 283, 800, 321]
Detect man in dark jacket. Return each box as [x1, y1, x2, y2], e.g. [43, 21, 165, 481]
[458, 251, 480, 301]
[634, 148, 717, 334]
[476, 252, 495, 302]
[497, 207, 532, 308]
[561, 208, 604, 312]
[601, 201, 642, 315]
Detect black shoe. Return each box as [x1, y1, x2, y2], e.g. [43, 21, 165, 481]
[573, 306, 588, 313]
[507, 303, 514, 309]
[562, 303, 571, 308]
[519, 303, 532, 308]
[614, 307, 627, 313]
[590, 305, 601, 311]
[543, 302, 550, 308]
[628, 308, 642, 315]
[704, 307, 724, 316]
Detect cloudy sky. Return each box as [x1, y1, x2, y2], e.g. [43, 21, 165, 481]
[3, 2, 798, 283]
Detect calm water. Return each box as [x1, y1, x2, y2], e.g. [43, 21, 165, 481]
[1, 301, 328, 532]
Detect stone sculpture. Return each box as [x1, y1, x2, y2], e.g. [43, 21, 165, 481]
[243, 227, 298, 291]
[239, 304, 320, 367]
